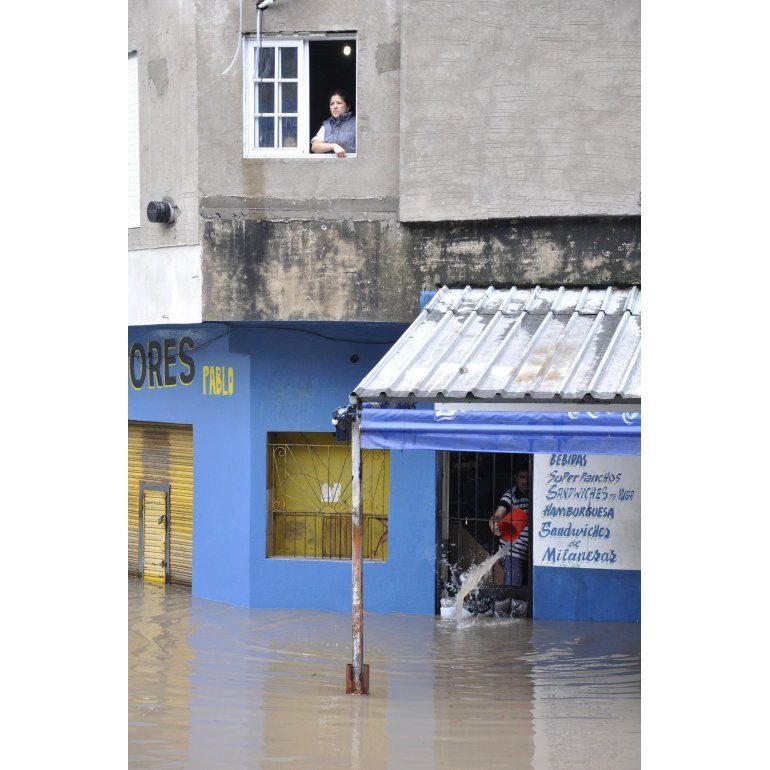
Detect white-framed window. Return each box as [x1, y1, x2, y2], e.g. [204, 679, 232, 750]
[243, 35, 357, 158]
[245, 39, 306, 156]
[128, 51, 140, 228]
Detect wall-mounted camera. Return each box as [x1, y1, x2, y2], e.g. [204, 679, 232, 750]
[146, 199, 179, 225]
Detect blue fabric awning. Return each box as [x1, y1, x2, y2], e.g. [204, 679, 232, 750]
[361, 409, 640, 455]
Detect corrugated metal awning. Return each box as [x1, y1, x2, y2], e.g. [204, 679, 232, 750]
[353, 286, 641, 402]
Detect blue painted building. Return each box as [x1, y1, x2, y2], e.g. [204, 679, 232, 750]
[128, 321, 436, 614]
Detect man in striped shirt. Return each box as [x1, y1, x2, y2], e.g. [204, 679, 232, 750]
[489, 469, 530, 587]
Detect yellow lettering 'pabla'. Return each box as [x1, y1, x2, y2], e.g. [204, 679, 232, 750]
[201, 365, 235, 396]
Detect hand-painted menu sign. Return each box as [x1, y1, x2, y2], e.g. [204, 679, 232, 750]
[533, 453, 640, 571]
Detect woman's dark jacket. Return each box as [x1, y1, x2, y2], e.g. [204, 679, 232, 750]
[319, 111, 356, 153]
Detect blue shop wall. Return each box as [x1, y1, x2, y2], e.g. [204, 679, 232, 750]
[229, 322, 437, 615]
[533, 567, 640, 622]
[128, 324, 252, 607]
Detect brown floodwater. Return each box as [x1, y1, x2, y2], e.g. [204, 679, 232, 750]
[129, 577, 640, 769]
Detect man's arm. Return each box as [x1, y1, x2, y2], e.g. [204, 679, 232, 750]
[489, 504, 508, 535]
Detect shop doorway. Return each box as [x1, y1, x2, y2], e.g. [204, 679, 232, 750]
[437, 451, 533, 615]
[140, 483, 170, 583]
[129, 421, 193, 585]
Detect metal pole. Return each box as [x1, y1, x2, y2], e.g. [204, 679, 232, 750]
[346, 398, 369, 694]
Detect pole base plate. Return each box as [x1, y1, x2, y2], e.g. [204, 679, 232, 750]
[345, 663, 370, 694]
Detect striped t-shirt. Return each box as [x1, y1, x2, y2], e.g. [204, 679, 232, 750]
[499, 485, 530, 560]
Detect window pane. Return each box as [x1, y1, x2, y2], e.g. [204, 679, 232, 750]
[280, 82, 297, 113]
[258, 116, 275, 147]
[257, 46, 274, 78]
[280, 47, 297, 78]
[280, 117, 297, 148]
[258, 82, 274, 114]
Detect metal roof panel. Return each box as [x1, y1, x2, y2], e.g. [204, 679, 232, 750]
[354, 285, 641, 402]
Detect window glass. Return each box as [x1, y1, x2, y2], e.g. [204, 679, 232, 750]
[258, 117, 275, 147]
[280, 82, 297, 113]
[280, 47, 298, 79]
[258, 82, 275, 114]
[280, 117, 298, 148]
[257, 47, 274, 78]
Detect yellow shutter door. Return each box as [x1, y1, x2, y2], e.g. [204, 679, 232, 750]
[128, 421, 193, 585]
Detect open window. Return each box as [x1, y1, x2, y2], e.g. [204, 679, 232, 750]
[244, 34, 357, 158]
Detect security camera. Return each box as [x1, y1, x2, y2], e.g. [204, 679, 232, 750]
[146, 200, 178, 225]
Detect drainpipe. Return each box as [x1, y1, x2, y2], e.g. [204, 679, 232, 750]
[346, 395, 370, 694]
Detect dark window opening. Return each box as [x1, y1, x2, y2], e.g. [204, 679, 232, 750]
[308, 39, 357, 154]
[437, 451, 533, 615]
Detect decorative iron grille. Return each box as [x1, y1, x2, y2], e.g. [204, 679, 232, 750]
[267, 433, 389, 560]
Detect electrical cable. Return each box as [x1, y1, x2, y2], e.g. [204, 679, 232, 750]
[126, 330, 230, 360]
[221, 0, 244, 76]
[127, 324, 401, 361]
[234, 323, 400, 345]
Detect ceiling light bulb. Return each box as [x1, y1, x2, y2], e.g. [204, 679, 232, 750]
[343, 45, 352, 56]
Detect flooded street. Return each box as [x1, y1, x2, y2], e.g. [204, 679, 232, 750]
[129, 578, 640, 769]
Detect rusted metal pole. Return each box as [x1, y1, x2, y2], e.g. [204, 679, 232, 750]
[346, 399, 369, 694]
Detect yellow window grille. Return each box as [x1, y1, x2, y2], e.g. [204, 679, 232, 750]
[267, 432, 389, 560]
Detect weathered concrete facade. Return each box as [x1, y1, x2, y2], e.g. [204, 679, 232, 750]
[201, 216, 640, 321]
[129, 0, 640, 325]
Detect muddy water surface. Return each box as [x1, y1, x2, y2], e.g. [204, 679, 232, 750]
[129, 578, 640, 769]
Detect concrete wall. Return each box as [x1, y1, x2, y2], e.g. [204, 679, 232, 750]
[128, 0, 200, 251]
[128, 245, 202, 325]
[399, 0, 641, 221]
[201, 216, 640, 321]
[128, 321, 438, 614]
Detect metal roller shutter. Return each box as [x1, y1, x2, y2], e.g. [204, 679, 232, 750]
[128, 421, 193, 585]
